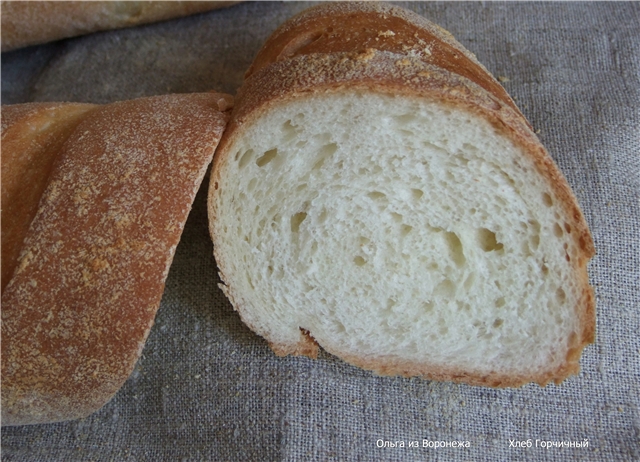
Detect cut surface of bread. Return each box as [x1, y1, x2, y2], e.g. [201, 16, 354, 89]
[208, 3, 595, 387]
[2, 93, 232, 425]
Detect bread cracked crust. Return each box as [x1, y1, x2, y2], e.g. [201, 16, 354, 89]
[2, 93, 232, 425]
[209, 2, 595, 387]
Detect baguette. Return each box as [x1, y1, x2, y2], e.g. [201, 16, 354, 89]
[208, 2, 595, 387]
[1, 92, 232, 425]
[1, 102, 98, 294]
[1, 1, 240, 52]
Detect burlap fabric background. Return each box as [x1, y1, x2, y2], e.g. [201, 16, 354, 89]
[1, 2, 638, 461]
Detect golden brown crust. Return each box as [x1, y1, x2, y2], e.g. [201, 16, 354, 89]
[245, 1, 524, 120]
[1, 102, 99, 294]
[210, 3, 595, 388]
[269, 330, 319, 359]
[1, 1, 240, 52]
[2, 93, 232, 426]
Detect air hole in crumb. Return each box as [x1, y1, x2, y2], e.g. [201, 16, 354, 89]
[495, 297, 506, 308]
[530, 234, 540, 250]
[394, 113, 417, 125]
[477, 228, 503, 252]
[529, 219, 541, 233]
[256, 148, 278, 167]
[317, 209, 328, 223]
[553, 223, 564, 237]
[434, 279, 455, 298]
[367, 191, 386, 201]
[214, 182, 219, 190]
[238, 149, 255, 168]
[453, 154, 470, 166]
[556, 287, 566, 303]
[445, 231, 466, 267]
[313, 142, 338, 170]
[423, 301, 434, 312]
[282, 120, 298, 141]
[401, 224, 413, 236]
[391, 212, 403, 223]
[493, 318, 504, 328]
[564, 222, 572, 234]
[412, 188, 424, 200]
[463, 273, 476, 290]
[542, 192, 553, 207]
[340, 104, 353, 116]
[462, 142, 478, 153]
[290, 212, 307, 233]
[541, 264, 549, 276]
[354, 256, 366, 266]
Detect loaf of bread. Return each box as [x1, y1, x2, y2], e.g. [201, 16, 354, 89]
[1, 92, 232, 425]
[208, 2, 595, 387]
[1, 1, 239, 52]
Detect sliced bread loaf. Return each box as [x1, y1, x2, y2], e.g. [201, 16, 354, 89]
[208, 3, 595, 387]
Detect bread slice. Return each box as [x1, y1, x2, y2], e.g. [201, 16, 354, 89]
[208, 3, 595, 387]
[1, 93, 232, 425]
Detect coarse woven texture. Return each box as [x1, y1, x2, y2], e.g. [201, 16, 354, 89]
[1, 1, 638, 461]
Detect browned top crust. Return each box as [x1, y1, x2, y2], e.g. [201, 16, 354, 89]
[246, 1, 524, 120]
[1, 1, 240, 52]
[2, 93, 232, 425]
[1, 102, 99, 293]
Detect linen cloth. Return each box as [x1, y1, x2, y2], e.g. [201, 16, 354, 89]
[1, 2, 638, 461]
